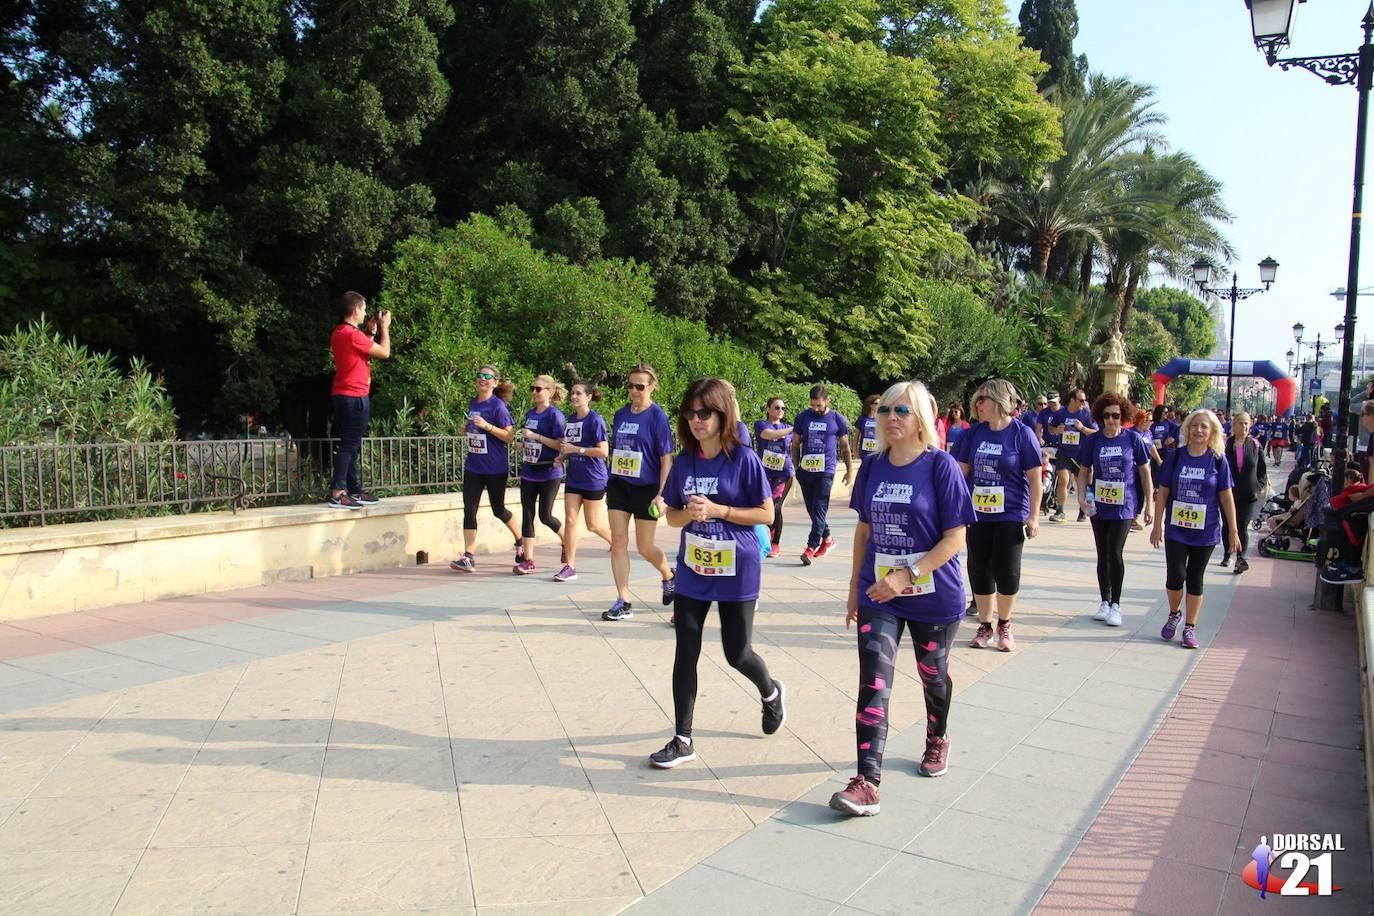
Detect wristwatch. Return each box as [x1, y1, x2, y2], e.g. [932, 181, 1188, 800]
[579, 447, 586, 456]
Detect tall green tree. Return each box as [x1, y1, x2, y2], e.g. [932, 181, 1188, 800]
[1017, 0, 1087, 95]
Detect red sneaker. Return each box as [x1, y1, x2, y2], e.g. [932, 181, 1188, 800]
[828, 774, 881, 817]
[800, 546, 815, 566]
[919, 733, 950, 777]
[814, 537, 836, 558]
[767, 543, 780, 559]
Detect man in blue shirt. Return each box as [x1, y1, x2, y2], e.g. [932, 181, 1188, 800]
[1047, 389, 1098, 523]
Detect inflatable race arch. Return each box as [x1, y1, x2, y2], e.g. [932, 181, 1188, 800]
[1151, 358, 1297, 417]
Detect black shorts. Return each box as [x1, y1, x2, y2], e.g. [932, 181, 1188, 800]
[1053, 455, 1081, 475]
[606, 478, 658, 521]
[564, 485, 606, 501]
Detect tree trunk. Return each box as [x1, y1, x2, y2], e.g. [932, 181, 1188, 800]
[1078, 247, 1093, 296]
[1117, 261, 1143, 335]
[1033, 230, 1057, 279]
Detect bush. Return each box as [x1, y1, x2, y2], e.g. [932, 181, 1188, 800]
[0, 316, 178, 444]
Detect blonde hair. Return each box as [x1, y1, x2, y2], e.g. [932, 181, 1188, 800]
[1181, 408, 1225, 456]
[877, 380, 938, 455]
[1231, 410, 1252, 426]
[972, 378, 1017, 418]
[532, 374, 567, 405]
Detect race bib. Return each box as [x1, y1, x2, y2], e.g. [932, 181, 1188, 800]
[611, 449, 643, 478]
[467, 433, 488, 455]
[861, 437, 878, 453]
[874, 551, 935, 597]
[1153, 438, 1164, 449]
[1062, 430, 1081, 446]
[800, 453, 825, 473]
[522, 441, 541, 464]
[762, 450, 786, 472]
[1094, 480, 1125, 505]
[685, 532, 736, 577]
[1170, 501, 1207, 530]
[972, 485, 1005, 514]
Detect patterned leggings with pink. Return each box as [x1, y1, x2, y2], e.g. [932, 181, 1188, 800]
[854, 608, 959, 784]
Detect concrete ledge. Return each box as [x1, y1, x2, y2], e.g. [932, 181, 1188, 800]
[0, 475, 849, 622]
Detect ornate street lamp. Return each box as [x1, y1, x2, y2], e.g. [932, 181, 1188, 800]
[1245, 0, 1374, 482]
[1191, 256, 1278, 414]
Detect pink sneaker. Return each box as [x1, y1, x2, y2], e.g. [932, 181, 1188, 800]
[996, 619, 1015, 652]
[1181, 624, 1199, 649]
[828, 774, 881, 816]
[969, 622, 994, 648]
[553, 564, 577, 582]
[513, 558, 536, 576]
[919, 733, 950, 777]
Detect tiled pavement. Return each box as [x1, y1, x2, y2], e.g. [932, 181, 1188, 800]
[0, 498, 1368, 915]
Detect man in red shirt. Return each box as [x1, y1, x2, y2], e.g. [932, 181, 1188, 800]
[328, 291, 391, 509]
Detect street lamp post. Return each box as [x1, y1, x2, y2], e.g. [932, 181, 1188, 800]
[1247, 0, 1374, 484]
[1293, 321, 1344, 414]
[1192, 257, 1278, 415]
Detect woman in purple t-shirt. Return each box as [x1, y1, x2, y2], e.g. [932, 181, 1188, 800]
[1150, 409, 1240, 649]
[754, 396, 795, 558]
[829, 380, 975, 818]
[514, 375, 568, 576]
[450, 364, 524, 573]
[553, 378, 613, 583]
[648, 378, 784, 770]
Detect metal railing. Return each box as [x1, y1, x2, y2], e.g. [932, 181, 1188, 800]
[0, 436, 515, 526]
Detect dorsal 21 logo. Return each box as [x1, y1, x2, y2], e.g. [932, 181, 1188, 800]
[1243, 834, 1345, 898]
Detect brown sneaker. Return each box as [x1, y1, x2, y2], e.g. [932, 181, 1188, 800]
[919, 733, 950, 777]
[829, 774, 880, 816]
[996, 619, 1015, 652]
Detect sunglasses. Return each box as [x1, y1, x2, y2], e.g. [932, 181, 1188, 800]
[877, 404, 913, 417]
[530, 385, 545, 393]
[1102, 411, 1122, 419]
[681, 407, 715, 421]
[770, 403, 786, 410]
[476, 372, 495, 381]
[628, 383, 648, 392]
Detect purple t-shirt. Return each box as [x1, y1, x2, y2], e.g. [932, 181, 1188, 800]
[664, 447, 771, 602]
[1080, 430, 1150, 520]
[849, 449, 976, 624]
[562, 409, 609, 492]
[1038, 407, 1061, 448]
[1049, 406, 1094, 461]
[466, 396, 514, 476]
[855, 415, 879, 459]
[753, 420, 794, 479]
[1150, 420, 1180, 456]
[610, 403, 674, 488]
[736, 420, 752, 448]
[519, 406, 565, 482]
[952, 421, 1043, 523]
[793, 409, 850, 475]
[1159, 447, 1234, 547]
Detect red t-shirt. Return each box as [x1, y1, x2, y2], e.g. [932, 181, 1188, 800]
[331, 324, 374, 396]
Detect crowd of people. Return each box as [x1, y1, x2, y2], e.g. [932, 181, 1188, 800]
[328, 292, 1312, 818]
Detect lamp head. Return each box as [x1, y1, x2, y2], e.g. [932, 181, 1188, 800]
[1246, 0, 1303, 62]
[1258, 256, 1279, 287]
[1191, 259, 1212, 286]
[1336, 321, 1346, 343]
[1293, 322, 1305, 343]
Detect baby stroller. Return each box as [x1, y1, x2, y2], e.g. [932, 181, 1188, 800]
[1257, 469, 1322, 561]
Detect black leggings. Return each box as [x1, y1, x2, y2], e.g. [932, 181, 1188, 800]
[1090, 517, 1132, 604]
[965, 520, 1025, 596]
[767, 476, 794, 544]
[1222, 499, 1258, 557]
[855, 607, 958, 784]
[463, 472, 513, 529]
[1165, 538, 1214, 596]
[520, 478, 563, 539]
[672, 595, 774, 737]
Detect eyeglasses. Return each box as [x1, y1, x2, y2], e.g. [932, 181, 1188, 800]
[529, 386, 545, 393]
[770, 403, 786, 410]
[1102, 411, 1122, 419]
[681, 408, 714, 421]
[876, 405, 913, 417]
[628, 383, 648, 392]
[476, 372, 495, 381]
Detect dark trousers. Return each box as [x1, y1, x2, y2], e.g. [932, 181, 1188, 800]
[1222, 499, 1259, 558]
[330, 395, 370, 493]
[1090, 517, 1132, 604]
[672, 596, 773, 737]
[797, 471, 834, 548]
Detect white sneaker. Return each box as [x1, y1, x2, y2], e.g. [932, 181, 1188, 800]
[1093, 601, 1110, 621]
[1106, 604, 1123, 627]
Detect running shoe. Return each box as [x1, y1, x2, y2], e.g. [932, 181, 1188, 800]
[661, 576, 676, 605]
[761, 680, 786, 735]
[349, 491, 380, 505]
[767, 542, 780, 559]
[1106, 604, 1122, 627]
[801, 546, 815, 566]
[449, 553, 476, 573]
[1161, 611, 1182, 641]
[919, 734, 950, 777]
[965, 598, 978, 617]
[996, 619, 1015, 652]
[513, 558, 536, 576]
[1234, 557, 1250, 574]
[829, 775, 881, 817]
[602, 599, 634, 621]
[1219, 554, 1231, 568]
[1320, 562, 1365, 585]
[1093, 601, 1110, 621]
[1049, 510, 1066, 524]
[814, 536, 836, 558]
[649, 736, 696, 769]
[553, 564, 577, 582]
[1076, 509, 1087, 522]
[326, 493, 363, 510]
[969, 622, 994, 648]
[1181, 624, 1199, 649]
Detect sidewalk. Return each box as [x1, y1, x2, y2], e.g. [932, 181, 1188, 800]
[0, 498, 1367, 914]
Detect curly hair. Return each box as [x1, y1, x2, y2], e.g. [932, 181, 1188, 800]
[1090, 391, 1133, 425]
